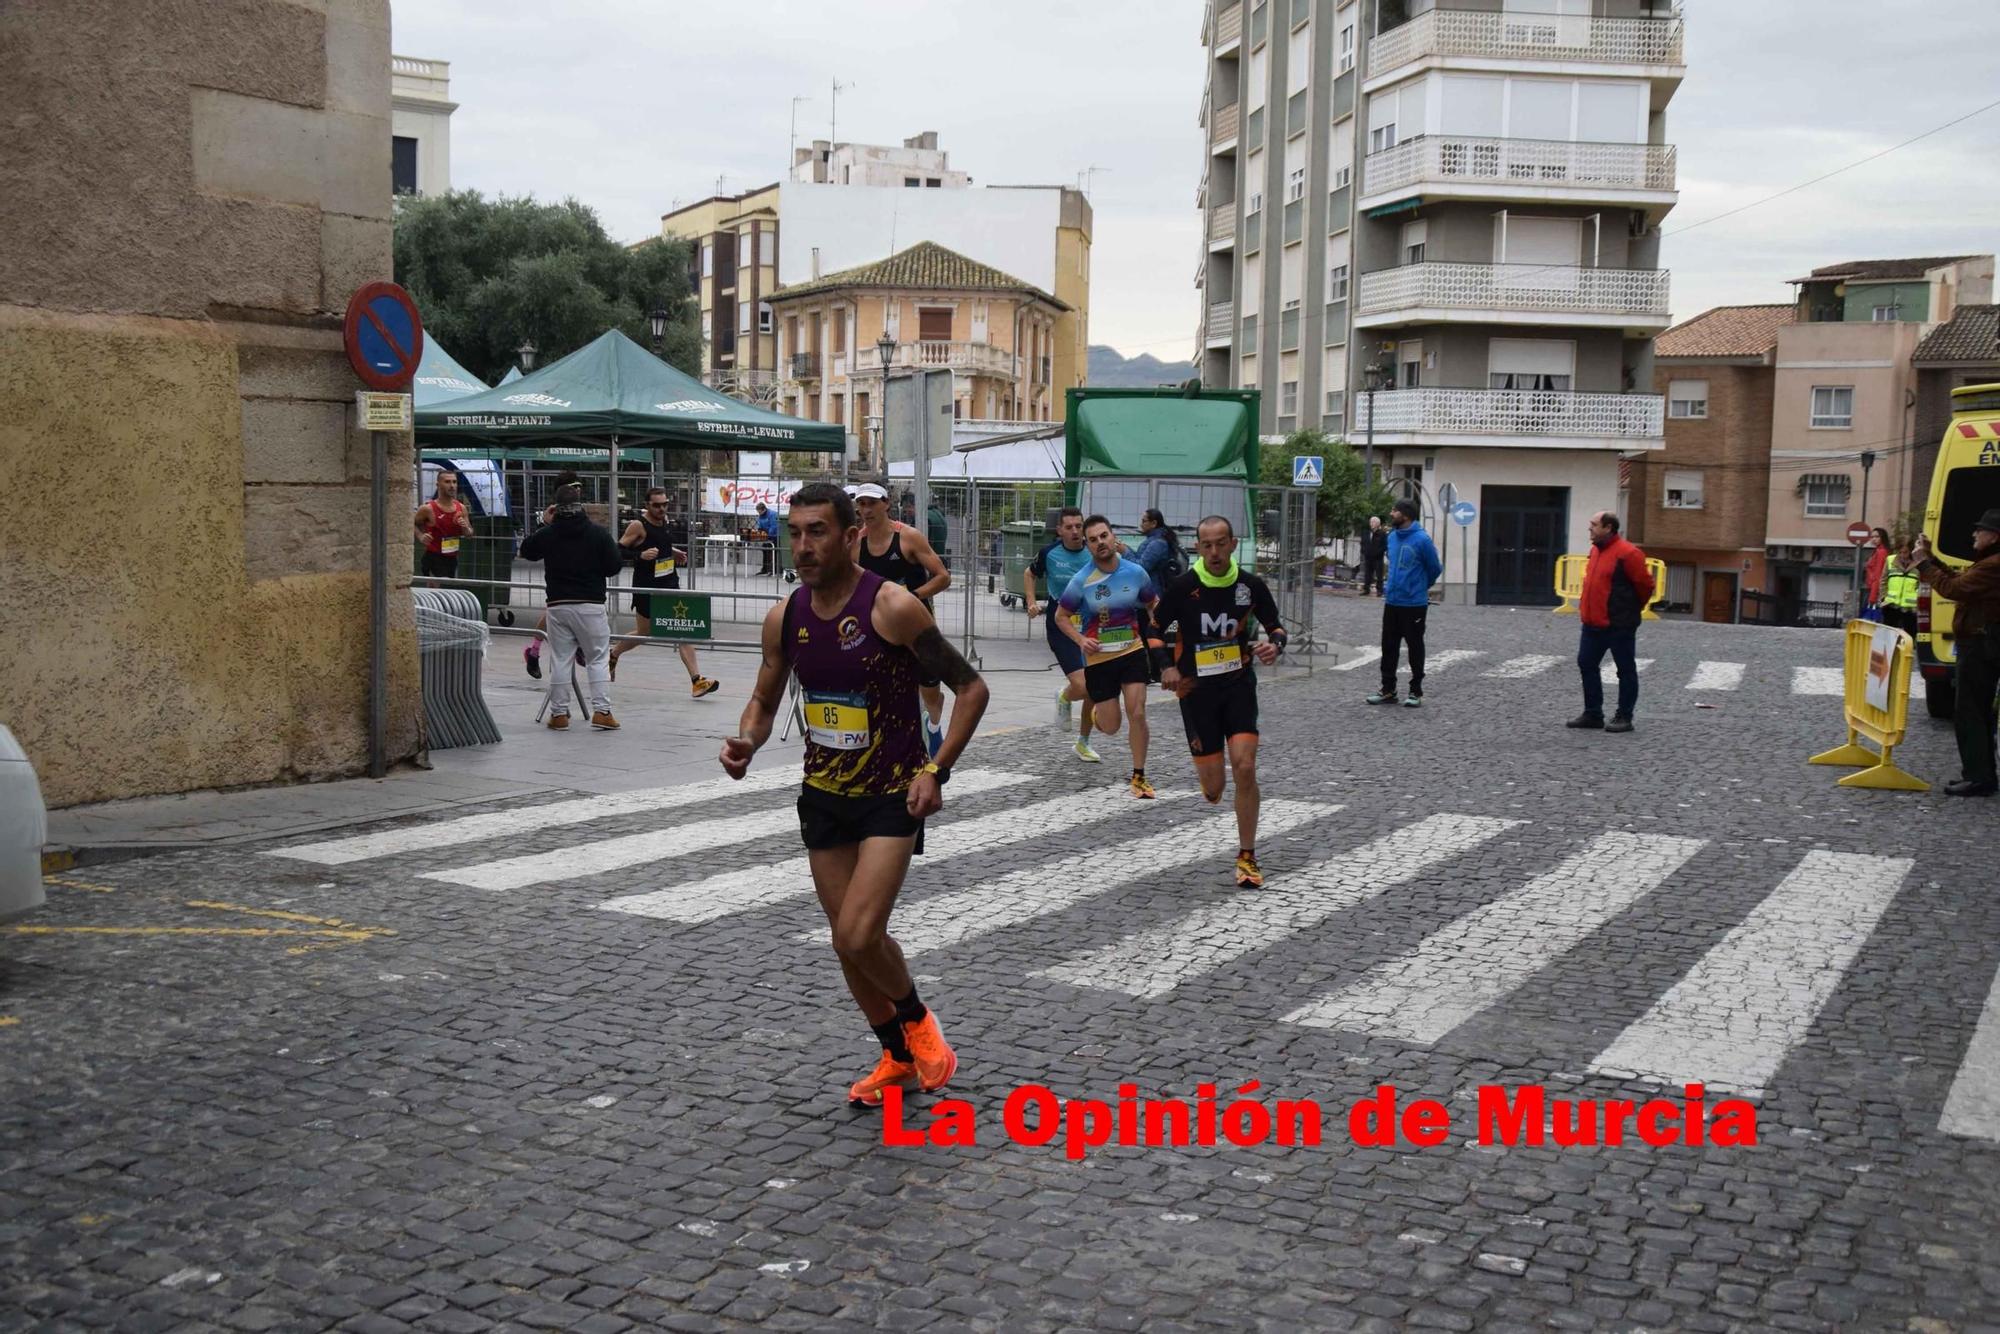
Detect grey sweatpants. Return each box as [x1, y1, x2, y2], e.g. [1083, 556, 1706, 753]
[545, 602, 612, 717]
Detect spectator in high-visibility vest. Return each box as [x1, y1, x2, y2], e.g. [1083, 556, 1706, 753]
[1880, 536, 1921, 638]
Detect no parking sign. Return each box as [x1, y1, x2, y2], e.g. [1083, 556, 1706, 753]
[343, 281, 425, 391]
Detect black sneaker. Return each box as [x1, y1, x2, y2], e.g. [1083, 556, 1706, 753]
[1565, 713, 1604, 729]
[1605, 715, 1634, 734]
[1944, 778, 1997, 797]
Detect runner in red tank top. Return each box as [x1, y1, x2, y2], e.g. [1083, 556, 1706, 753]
[414, 470, 474, 584]
[720, 482, 990, 1107]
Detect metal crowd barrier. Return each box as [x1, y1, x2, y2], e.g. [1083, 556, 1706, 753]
[412, 588, 502, 748]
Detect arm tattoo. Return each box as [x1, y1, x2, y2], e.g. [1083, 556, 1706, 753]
[911, 627, 981, 690]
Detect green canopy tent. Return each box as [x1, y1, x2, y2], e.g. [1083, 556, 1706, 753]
[497, 366, 523, 385]
[410, 336, 490, 408]
[1063, 386, 1263, 566]
[414, 329, 844, 453]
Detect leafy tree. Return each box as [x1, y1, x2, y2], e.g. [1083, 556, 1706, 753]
[392, 191, 699, 384]
[1258, 428, 1396, 539]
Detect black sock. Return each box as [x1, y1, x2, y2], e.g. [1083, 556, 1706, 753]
[893, 987, 928, 1027]
[1240, 847, 1255, 860]
[1132, 767, 1145, 778]
[872, 1019, 913, 1061]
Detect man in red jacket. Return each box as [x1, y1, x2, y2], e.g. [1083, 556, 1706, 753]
[1567, 511, 1655, 734]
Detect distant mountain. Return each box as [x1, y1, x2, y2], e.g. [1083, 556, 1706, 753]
[1087, 344, 1197, 388]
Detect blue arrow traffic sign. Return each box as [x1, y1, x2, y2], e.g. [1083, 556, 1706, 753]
[1450, 501, 1478, 527]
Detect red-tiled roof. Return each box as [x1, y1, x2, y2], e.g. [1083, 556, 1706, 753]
[769, 241, 1068, 308]
[1654, 304, 1794, 359]
[1793, 255, 1985, 284]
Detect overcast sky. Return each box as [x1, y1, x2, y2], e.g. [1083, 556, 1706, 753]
[395, 0, 2000, 359]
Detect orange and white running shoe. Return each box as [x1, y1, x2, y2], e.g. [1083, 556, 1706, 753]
[848, 1050, 919, 1106]
[901, 1013, 958, 1093]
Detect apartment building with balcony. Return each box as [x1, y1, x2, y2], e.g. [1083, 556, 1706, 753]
[1763, 255, 1993, 611]
[660, 185, 783, 397]
[1196, 0, 1683, 604]
[766, 242, 1068, 467]
[791, 130, 973, 188]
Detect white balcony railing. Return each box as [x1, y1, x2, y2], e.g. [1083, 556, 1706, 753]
[1357, 387, 1663, 440]
[842, 341, 1018, 379]
[1369, 8, 1684, 79]
[1215, 1, 1243, 48]
[1206, 302, 1235, 341]
[1210, 101, 1240, 146]
[1209, 208, 1237, 245]
[1356, 261, 1670, 321]
[1364, 136, 1677, 199]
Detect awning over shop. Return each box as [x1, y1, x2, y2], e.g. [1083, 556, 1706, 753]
[413, 329, 845, 453]
[1795, 472, 1852, 491]
[410, 337, 490, 407]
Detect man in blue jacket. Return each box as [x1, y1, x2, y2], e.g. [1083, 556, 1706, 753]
[1366, 499, 1442, 707]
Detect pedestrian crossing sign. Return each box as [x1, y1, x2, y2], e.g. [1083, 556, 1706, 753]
[1293, 455, 1324, 487]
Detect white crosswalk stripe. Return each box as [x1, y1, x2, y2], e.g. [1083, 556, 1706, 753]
[1941, 967, 2000, 1142]
[1792, 666, 1845, 695]
[421, 769, 1031, 891]
[1588, 850, 1914, 1095]
[1420, 649, 1484, 673]
[1484, 654, 1564, 679]
[806, 799, 1342, 954]
[1036, 814, 1520, 1000]
[1686, 661, 1745, 691]
[265, 770, 801, 865]
[1283, 831, 1706, 1043]
[599, 784, 1181, 924]
[1599, 657, 1654, 684]
[1329, 646, 1382, 672]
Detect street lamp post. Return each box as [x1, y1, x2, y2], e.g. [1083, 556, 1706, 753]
[517, 340, 537, 373]
[875, 330, 897, 482]
[1854, 448, 1877, 604]
[1363, 360, 1387, 488]
[647, 307, 669, 356]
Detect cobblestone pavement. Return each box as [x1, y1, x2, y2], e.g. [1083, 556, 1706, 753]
[6, 601, 1999, 1332]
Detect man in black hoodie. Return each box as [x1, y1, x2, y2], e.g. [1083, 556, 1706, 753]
[518, 472, 626, 730]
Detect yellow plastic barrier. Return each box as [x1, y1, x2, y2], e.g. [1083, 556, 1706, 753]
[1552, 554, 1667, 620]
[1807, 622, 1929, 792]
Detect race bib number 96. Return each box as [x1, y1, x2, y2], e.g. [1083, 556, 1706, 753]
[1194, 641, 1244, 677]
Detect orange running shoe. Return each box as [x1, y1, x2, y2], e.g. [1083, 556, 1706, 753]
[1129, 772, 1157, 800]
[848, 1049, 919, 1106]
[901, 1012, 958, 1092]
[1234, 851, 1264, 889]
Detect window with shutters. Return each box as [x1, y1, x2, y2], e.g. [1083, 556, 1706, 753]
[1662, 468, 1704, 510]
[1487, 338, 1573, 391]
[1803, 477, 1850, 518]
[918, 307, 953, 342]
[1668, 380, 1709, 419]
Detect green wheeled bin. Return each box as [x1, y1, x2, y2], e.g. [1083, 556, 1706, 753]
[998, 519, 1051, 607]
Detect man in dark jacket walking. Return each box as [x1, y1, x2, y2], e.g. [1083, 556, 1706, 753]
[518, 472, 627, 731]
[1914, 507, 2000, 796]
[1359, 515, 1388, 596]
[1568, 511, 1655, 734]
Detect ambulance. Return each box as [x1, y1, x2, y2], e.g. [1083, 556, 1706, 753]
[1916, 382, 2000, 718]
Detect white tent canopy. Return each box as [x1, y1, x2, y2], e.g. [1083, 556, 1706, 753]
[888, 420, 1066, 482]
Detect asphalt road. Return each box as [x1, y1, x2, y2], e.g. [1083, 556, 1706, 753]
[5, 601, 1997, 1332]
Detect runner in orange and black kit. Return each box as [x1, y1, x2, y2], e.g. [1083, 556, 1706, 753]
[1147, 514, 1287, 888]
[721, 482, 990, 1106]
[849, 481, 952, 757]
[415, 470, 474, 582]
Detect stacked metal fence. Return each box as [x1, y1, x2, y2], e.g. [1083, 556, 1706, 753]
[413, 588, 501, 748]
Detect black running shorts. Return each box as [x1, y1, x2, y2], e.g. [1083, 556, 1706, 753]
[1083, 649, 1150, 704]
[797, 784, 925, 854]
[1178, 677, 1259, 757]
[631, 571, 680, 619]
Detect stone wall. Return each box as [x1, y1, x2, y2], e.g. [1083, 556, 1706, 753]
[0, 0, 423, 807]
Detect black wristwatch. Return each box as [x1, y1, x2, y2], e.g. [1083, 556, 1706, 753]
[922, 761, 951, 785]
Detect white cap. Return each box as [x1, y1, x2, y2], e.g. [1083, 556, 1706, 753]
[850, 482, 888, 501]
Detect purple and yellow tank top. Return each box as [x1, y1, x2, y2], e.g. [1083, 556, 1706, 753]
[784, 569, 927, 797]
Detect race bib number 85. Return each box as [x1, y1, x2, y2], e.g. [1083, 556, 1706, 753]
[805, 690, 870, 750]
